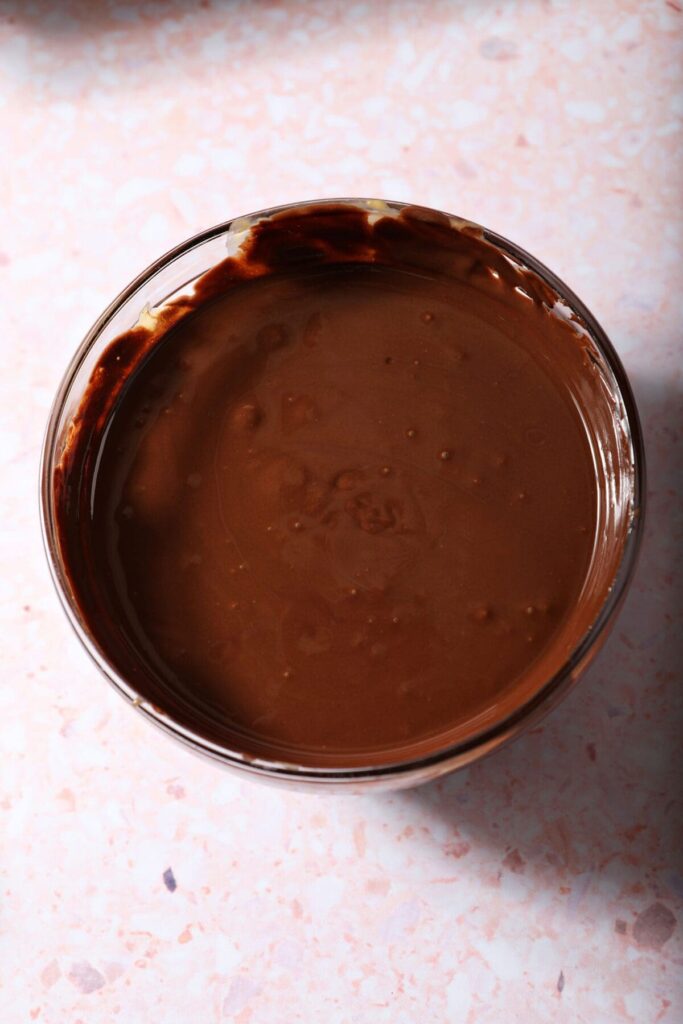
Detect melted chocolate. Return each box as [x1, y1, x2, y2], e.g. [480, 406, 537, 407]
[54, 204, 632, 767]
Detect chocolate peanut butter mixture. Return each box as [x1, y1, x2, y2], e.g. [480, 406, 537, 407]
[54, 204, 631, 767]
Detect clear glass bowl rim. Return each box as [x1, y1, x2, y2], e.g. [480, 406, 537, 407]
[39, 197, 646, 786]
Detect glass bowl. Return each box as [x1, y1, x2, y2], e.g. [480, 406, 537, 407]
[40, 199, 645, 791]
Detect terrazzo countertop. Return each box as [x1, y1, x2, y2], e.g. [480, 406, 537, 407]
[1, 1, 682, 1020]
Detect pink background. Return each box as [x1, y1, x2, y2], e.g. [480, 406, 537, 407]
[1, 1, 682, 1020]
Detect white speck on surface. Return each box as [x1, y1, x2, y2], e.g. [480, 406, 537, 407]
[565, 100, 606, 123]
[450, 99, 488, 129]
[558, 38, 587, 62]
[308, 876, 345, 916]
[173, 153, 206, 177]
[614, 16, 641, 46]
[114, 177, 161, 206]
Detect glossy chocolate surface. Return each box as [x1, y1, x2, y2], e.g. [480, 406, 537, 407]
[55, 205, 630, 767]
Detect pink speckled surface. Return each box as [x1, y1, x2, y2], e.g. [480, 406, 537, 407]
[1, 1, 682, 1020]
